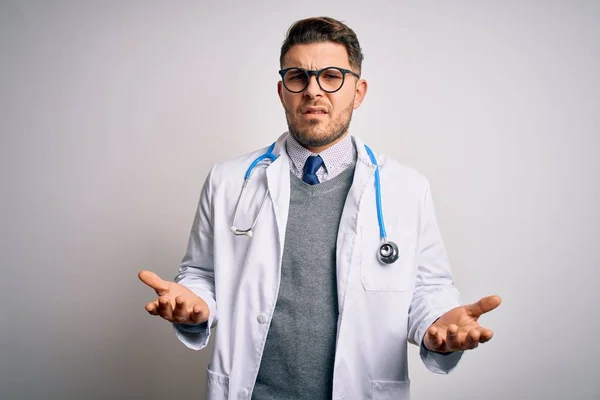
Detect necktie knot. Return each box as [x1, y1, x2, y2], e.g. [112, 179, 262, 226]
[302, 155, 323, 185]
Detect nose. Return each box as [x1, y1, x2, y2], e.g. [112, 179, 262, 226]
[303, 75, 323, 99]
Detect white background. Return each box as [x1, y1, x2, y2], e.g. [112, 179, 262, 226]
[1, 1, 599, 399]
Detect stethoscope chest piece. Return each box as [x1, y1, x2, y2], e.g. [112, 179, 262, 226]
[377, 241, 399, 264]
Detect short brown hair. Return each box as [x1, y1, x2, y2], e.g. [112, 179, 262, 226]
[280, 17, 364, 75]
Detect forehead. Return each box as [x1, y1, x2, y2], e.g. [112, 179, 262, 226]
[282, 42, 351, 70]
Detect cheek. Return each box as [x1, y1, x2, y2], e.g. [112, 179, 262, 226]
[282, 92, 300, 110]
[328, 92, 352, 114]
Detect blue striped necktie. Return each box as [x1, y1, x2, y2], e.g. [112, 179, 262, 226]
[302, 155, 323, 185]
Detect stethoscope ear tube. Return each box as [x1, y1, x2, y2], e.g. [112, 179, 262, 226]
[231, 142, 278, 237]
[232, 141, 400, 265]
[363, 145, 400, 265]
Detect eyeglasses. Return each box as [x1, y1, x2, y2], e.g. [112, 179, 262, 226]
[278, 66, 360, 93]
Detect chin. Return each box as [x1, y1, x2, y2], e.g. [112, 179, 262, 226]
[301, 125, 329, 139]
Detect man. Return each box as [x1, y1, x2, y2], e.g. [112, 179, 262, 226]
[139, 16, 501, 400]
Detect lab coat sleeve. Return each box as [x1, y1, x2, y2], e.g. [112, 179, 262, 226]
[407, 183, 464, 374]
[172, 166, 217, 351]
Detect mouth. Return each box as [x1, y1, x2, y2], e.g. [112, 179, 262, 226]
[302, 107, 328, 116]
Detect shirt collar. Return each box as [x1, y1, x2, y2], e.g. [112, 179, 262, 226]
[285, 132, 355, 175]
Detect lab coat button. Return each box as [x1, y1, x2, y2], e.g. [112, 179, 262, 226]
[239, 388, 249, 398]
[257, 313, 268, 324]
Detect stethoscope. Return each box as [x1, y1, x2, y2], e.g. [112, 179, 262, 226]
[230, 142, 400, 265]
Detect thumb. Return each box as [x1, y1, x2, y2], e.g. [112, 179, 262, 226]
[466, 295, 502, 318]
[138, 270, 170, 294]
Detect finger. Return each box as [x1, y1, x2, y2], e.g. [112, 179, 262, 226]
[426, 326, 444, 350]
[464, 328, 481, 350]
[157, 296, 173, 320]
[138, 270, 170, 294]
[190, 304, 208, 324]
[466, 295, 502, 319]
[172, 296, 188, 323]
[446, 324, 460, 351]
[479, 328, 494, 343]
[145, 300, 159, 315]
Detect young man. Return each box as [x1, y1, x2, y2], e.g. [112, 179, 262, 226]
[139, 16, 501, 400]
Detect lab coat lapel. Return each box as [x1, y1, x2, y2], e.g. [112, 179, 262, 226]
[265, 133, 291, 257]
[338, 136, 378, 234]
[336, 136, 378, 313]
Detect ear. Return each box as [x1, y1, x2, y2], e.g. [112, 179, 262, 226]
[277, 81, 284, 105]
[352, 78, 368, 110]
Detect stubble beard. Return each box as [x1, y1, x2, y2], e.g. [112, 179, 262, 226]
[285, 102, 354, 148]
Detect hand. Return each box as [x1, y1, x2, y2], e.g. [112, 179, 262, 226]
[423, 295, 501, 353]
[138, 269, 209, 325]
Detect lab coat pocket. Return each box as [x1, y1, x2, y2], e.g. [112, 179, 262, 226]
[371, 380, 410, 399]
[206, 367, 229, 400]
[360, 227, 416, 291]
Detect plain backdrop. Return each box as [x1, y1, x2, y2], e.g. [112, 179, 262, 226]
[1, 1, 599, 399]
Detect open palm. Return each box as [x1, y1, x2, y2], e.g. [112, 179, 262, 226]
[138, 270, 209, 325]
[423, 295, 501, 353]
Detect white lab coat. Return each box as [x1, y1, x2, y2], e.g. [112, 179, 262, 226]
[174, 133, 463, 400]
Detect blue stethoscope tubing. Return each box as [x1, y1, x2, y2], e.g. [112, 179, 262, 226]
[230, 142, 400, 264]
[230, 143, 278, 238]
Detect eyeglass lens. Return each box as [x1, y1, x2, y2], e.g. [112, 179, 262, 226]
[283, 68, 345, 93]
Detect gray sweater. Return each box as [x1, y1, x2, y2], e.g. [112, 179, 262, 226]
[252, 166, 355, 400]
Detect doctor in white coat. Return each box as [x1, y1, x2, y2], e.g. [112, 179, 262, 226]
[139, 16, 501, 400]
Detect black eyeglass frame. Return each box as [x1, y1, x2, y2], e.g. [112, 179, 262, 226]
[278, 66, 361, 93]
